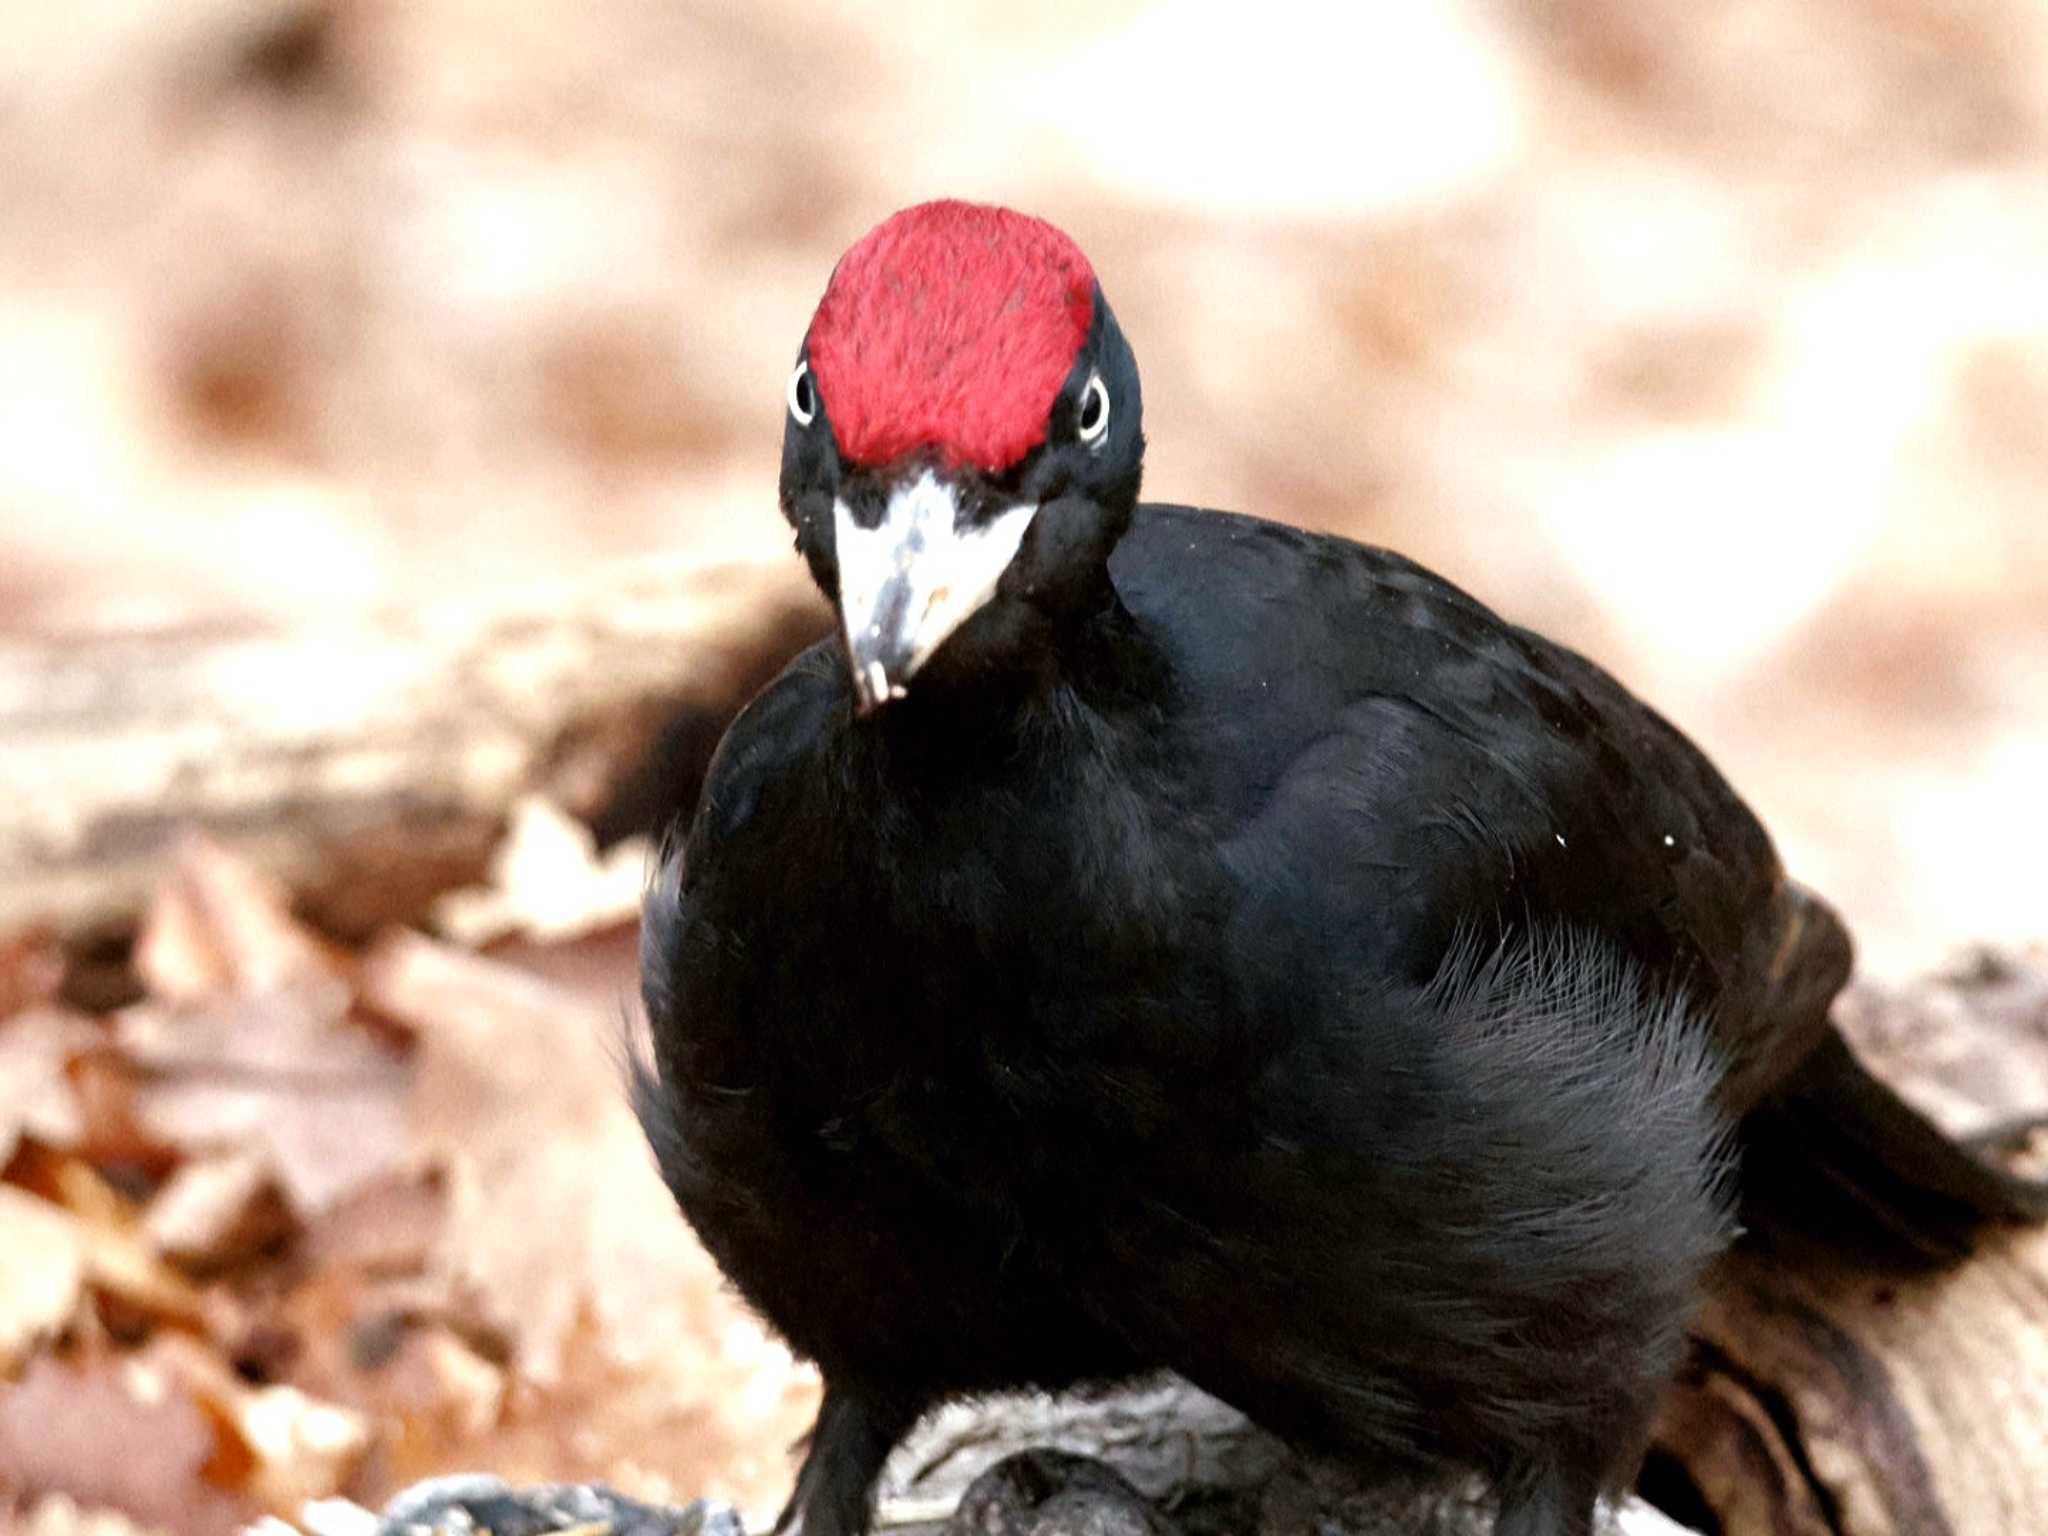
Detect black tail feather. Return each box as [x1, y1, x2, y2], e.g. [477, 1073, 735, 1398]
[1739, 1027, 2048, 1267]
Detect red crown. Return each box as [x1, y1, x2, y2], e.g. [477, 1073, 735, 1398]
[805, 201, 1096, 473]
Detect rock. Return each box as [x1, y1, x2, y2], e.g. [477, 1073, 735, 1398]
[371, 1476, 744, 1536]
[356, 1453, 1690, 1536]
[933, 1451, 1691, 1536]
[947, 1452, 1178, 1536]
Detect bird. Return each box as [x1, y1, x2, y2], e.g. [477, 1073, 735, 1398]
[631, 200, 2048, 1536]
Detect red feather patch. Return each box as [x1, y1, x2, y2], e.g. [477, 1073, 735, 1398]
[805, 201, 1096, 472]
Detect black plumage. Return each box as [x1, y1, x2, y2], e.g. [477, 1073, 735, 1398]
[632, 202, 2046, 1536]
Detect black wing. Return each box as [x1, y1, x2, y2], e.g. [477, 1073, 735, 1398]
[1111, 503, 1832, 1108]
[1113, 502, 2046, 1259]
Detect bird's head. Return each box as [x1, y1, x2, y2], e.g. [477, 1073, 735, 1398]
[779, 200, 1144, 714]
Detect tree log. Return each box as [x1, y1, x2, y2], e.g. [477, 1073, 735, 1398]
[1648, 950, 2048, 1536]
[0, 559, 825, 942]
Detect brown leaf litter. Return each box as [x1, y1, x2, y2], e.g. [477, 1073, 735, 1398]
[0, 826, 814, 1534]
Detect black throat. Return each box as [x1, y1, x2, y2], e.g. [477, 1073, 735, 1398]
[858, 578, 1169, 768]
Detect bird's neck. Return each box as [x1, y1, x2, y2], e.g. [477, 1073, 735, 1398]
[873, 582, 1162, 753]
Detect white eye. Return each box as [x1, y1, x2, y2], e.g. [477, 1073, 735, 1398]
[1077, 372, 1110, 445]
[787, 360, 817, 426]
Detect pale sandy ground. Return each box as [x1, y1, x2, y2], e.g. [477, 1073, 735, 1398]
[2, 0, 2043, 967]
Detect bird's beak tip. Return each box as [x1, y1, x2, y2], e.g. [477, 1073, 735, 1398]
[834, 469, 1039, 717]
[848, 653, 909, 717]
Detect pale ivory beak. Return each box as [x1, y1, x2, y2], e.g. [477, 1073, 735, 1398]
[834, 469, 1038, 713]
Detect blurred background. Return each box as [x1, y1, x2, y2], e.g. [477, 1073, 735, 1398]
[2, 0, 2046, 1529]
[6, 0, 2045, 972]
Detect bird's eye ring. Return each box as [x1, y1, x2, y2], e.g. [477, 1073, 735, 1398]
[1077, 372, 1109, 446]
[788, 360, 817, 426]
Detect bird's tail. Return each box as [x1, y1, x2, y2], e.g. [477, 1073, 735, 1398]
[1730, 878, 2048, 1266]
[1740, 1025, 2048, 1266]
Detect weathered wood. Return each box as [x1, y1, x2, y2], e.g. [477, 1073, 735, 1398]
[358, 1397, 1691, 1536]
[1652, 951, 2048, 1535]
[878, 1379, 1286, 1526]
[0, 558, 824, 941]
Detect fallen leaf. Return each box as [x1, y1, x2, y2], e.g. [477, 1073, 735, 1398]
[133, 836, 341, 1004]
[0, 1495, 171, 1536]
[63, 1044, 172, 1179]
[235, 1168, 463, 1416]
[109, 1334, 375, 1519]
[371, 1323, 508, 1446]
[143, 1149, 296, 1274]
[0, 929, 66, 1020]
[117, 980, 408, 1214]
[299, 1168, 447, 1279]
[354, 1309, 805, 1513]
[0, 1163, 205, 1359]
[91, 1244, 208, 1343]
[40, 1148, 131, 1229]
[358, 930, 815, 1513]
[0, 1186, 87, 1371]
[0, 1350, 253, 1536]
[430, 796, 652, 948]
[298, 1501, 376, 1536]
[481, 921, 640, 1015]
[0, 1008, 97, 1165]
[4, 1149, 208, 1336]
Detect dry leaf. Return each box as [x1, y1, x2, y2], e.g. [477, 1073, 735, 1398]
[77, 1221, 208, 1337]
[153, 1334, 372, 1516]
[0, 1186, 87, 1370]
[133, 836, 339, 1003]
[358, 929, 815, 1513]
[4, 1149, 209, 1335]
[298, 1503, 377, 1536]
[430, 796, 652, 948]
[299, 1168, 446, 1279]
[34, 1148, 130, 1229]
[369, 1324, 508, 1445]
[351, 1309, 802, 1512]
[0, 1179, 208, 1368]
[0, 1008, 97, 1165]
[483, 922, 642, 1025]
[0, 1350, 254, 1536]
[0, 1497, 169, 1536]
[0, 929, 66, 1021]
[143, 1149, 295, 1273]
[239, 1169, 459, 1417]
[117, 980, 408, 1214]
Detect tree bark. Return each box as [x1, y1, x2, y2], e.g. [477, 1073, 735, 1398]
[0, 559, 825, 942]
[1649, 951, 2048, 1536]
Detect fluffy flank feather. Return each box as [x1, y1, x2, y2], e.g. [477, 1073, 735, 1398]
[1402, 928, 1738, 1469]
